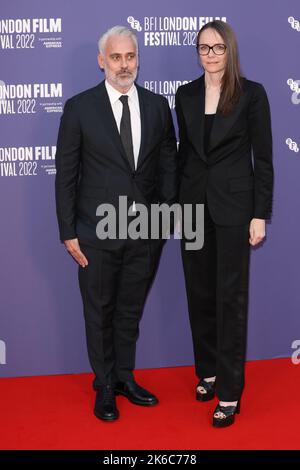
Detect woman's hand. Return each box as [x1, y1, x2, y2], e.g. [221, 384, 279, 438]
[249, 219, 266, 246]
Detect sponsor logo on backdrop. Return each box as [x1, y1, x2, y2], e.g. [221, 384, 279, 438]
[0, 146, 56, 177]
[288, 16, 300, 32]
[127, 16, 226, 47]
[287, 78, 300, 105]
[291, 340, 300, 365]
[144, 80, 190, 108]
[0, 80, 63, 115]
[285, 138, 299, 153]
[127, 17, 142, 32]
[0, 17, 62, 49]
[0, 340, 6, 365]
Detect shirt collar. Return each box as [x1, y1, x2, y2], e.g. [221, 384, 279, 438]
[105, 80, 137, 105]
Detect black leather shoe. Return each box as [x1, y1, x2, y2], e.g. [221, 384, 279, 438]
[196, 378, 216, 402]
[213, 400, 240, 428]
[94, 385, 119, 421]
[115, 381, 158, 406]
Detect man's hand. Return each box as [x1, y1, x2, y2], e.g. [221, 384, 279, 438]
[64, 238, 88, 267]
[249, 219, 266, 246]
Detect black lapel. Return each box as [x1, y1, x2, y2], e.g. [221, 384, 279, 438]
[135, 84, 148, 170]
[185, 75, 246, 160]
[183, 75, 206, 162]
[208, 82, 247, 154]
[92, 81, 133, 170]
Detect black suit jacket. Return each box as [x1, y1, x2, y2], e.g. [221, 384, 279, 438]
[175, 75, 273, 225]
[55, 81, 178, 247]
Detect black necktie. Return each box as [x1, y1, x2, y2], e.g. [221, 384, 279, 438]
[119, 95, 135, 170]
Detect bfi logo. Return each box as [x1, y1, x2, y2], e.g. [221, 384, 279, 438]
[0, 340, 6, 364]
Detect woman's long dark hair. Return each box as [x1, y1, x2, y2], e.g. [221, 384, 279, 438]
[197, 20, 243, 115]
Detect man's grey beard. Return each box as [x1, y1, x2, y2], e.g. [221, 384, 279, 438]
[106, 69, 138, 89]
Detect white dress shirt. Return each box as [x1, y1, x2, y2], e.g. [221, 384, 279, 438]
[105, 80, 141, 170]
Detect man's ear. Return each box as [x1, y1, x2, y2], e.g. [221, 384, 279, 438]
[98, 53, 104, 69]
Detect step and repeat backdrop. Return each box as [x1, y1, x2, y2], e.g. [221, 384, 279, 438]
[1, 0, 299, 377]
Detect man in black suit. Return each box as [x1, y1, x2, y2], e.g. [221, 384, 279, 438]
[55, 25, 177, 421]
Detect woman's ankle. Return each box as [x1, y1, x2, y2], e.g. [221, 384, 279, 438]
[219, 400, 238, 407]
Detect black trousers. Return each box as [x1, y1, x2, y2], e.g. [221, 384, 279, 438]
[78, 238, 163, 388]
[181, 202, 250, 401]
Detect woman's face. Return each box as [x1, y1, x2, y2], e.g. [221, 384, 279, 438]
[198, 28, 227, 75]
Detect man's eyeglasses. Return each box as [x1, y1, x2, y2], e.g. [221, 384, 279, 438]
[196, 43, 227, 55]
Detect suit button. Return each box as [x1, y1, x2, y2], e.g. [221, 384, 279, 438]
[132, 172, 136, 179]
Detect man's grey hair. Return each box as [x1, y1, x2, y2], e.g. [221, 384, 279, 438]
[98, 25, 138, 54]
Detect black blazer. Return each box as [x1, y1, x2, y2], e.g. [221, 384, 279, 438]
[55, 81, 177, 248]
[175, 75, 273, 225]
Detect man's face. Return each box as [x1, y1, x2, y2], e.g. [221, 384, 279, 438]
[98, 35, 138, 93]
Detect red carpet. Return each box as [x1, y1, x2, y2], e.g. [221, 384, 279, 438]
[0, 358, 298, 450]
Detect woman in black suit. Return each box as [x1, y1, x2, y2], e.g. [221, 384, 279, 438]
[175, 20, 273, 427]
